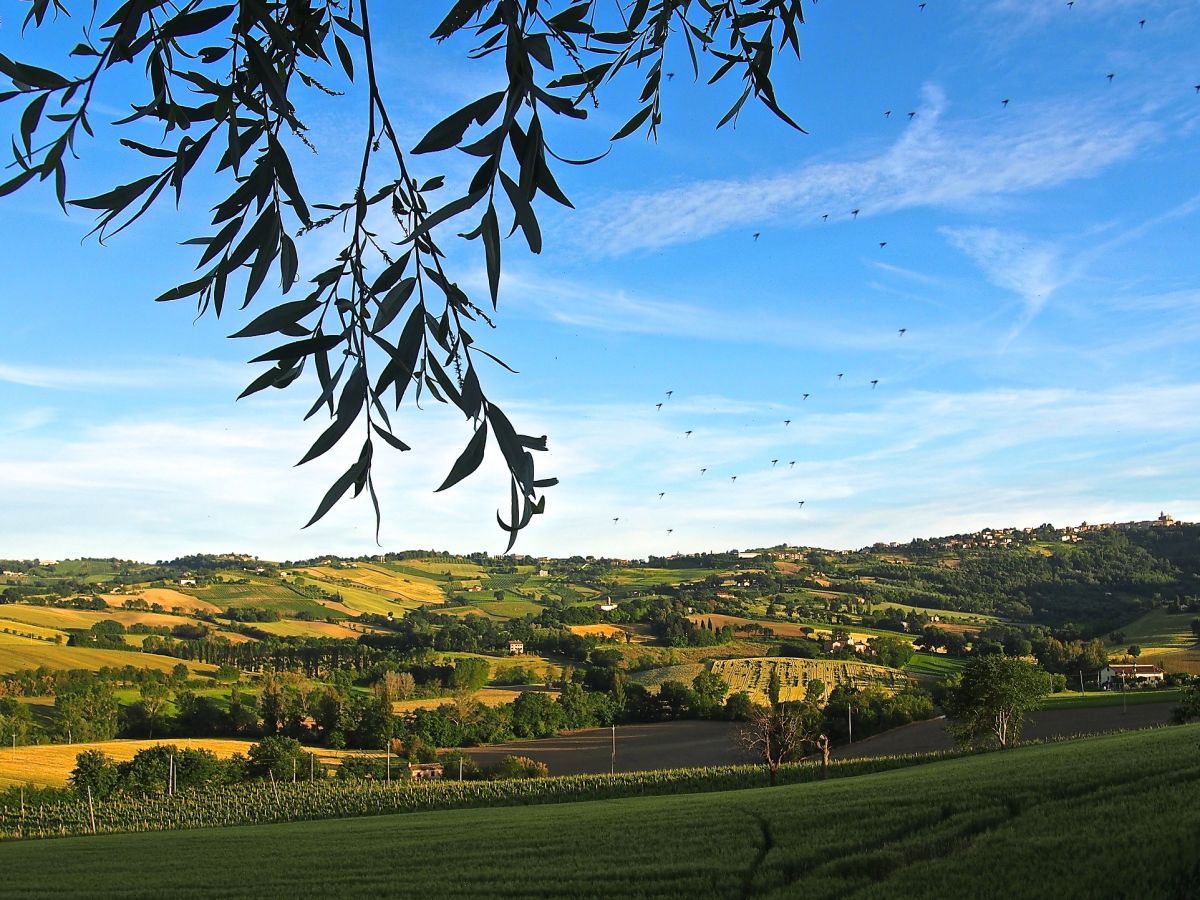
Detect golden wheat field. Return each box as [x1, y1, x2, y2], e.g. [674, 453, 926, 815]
[0, 644, 216, 677]
[710, 657, 909, 703]
[102, 588, 222, 613]
[300, 565, 446, 605]
[390, 686, 562, 713]
[0, 619, 68, 642]
[0, 739, 367, 788]
[568, 624, 632, 640]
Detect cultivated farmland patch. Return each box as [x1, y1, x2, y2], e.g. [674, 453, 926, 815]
[711, 657, 908, 703]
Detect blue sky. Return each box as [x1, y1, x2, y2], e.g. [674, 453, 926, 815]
[1, 1, 1198, 561]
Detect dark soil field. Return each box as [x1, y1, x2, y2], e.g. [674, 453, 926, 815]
[835, 700, 1178, 759]
[467, 720, 753, 775]
[470, 702, 1180, 775]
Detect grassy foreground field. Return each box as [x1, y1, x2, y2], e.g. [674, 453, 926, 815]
[1, 726, 1197, 897]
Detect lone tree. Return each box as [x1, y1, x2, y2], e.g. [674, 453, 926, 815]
[0, 1, 806, 546]
[944, 654, 1052, 750]
[739, 700, 812, 787]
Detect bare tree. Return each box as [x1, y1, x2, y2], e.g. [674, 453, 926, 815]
[738, 702, 815, 787]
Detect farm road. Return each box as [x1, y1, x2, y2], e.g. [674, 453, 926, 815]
[833, 700, 1178, 759]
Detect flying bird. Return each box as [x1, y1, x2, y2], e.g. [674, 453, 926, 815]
[753, 232, 761, 241]
[1195, 85, 1200, 93]
[665, 390, 674, 399]
[821, 213, 829, 222]
[851, 209, 860, 219]
[684, 430, 693, 437]
[879, 241, 888, 248]
[771, 459, 779, 467]
[899, 328, 907, 336]
[837, 373, 844, 380]
[784, 419, 791, 426]
[871, 379, 879, 388]
[667, 72, 675, 80]
[918, 2, 926, 9]
[1001, 98, 1009, 107]
[789, 461, 796, 468]
[907, 111, 916, 120]
[1067, 1, 1073, 7]
[667, 529, 674, 535]
[658, 492, 665, 500]
[802, 393, 809, 400]
[612, 517, 620, 523]
[700, 468, 707, 475]
[1107, 73, 1115, 83]
[798, 501, 805, 508]
[731, 476, 738, 482]
[1139, 19, 1145, 28]
[655, 403, 663, 410]
[884, 110, 892, 118]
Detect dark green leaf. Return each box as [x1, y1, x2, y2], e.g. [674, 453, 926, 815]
[435, 421, 488, 492]
[229, 299, 320, 339]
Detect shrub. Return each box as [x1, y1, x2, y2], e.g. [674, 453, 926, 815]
[490, 755, 549, 780]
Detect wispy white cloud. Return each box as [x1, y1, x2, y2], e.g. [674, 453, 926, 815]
[4, 380, 1196, 560]
[500, 266, 947, 352]
[573, 84, 1161, 256]
[941, 226, 1070, 318]
[0, 358, 244, 392]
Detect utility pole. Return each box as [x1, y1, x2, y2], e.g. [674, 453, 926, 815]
[1079, 670, 1085, 696]
[847, 703, 853, 744]
[611, 724, 616, 775]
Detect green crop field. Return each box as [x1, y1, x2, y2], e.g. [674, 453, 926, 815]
[2, 727, 1197, 898]
[902, 652, 967, 677]
[610, 567, 723, 586]
[1041, 688, 1183, 709]
[390, 560, 488, 579]
[479, 573, 526, 591]
[1110, 608, 1198, 652]
[873, 601, 998, 625]
[626, 663, 709, 688]
[473, 598, 544, 618]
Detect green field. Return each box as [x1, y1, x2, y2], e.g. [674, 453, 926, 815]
[1040, 688, 1183, 709]
[610, 567, 723, 586]
[902, 652, 967, 677]
[873, 600, 998, 625]
[473, 598, 545, 618]
[2, 727, 1197, 897]
[1110, 608, 1198, 652]
[192, 578, 339, 618]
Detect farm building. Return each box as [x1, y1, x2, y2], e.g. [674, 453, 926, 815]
[823, 638, 867, 654]
[508, 640, 525, 656]
[1098, 664, 1166, 687]
[408, 763, 443, 781]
